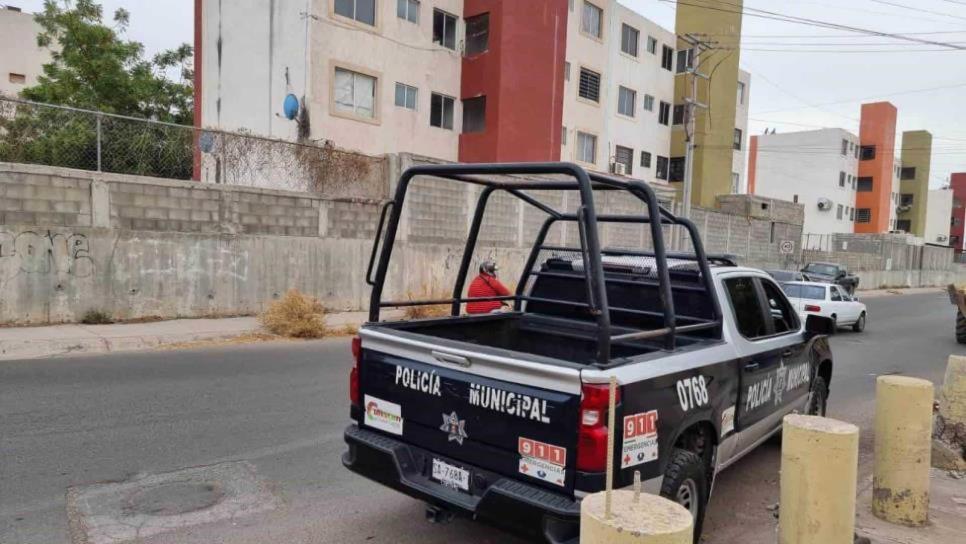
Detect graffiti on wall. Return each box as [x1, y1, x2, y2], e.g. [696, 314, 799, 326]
[0, 230, 95, 278]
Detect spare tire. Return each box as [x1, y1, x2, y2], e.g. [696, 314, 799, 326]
[957, 311, 966, 344]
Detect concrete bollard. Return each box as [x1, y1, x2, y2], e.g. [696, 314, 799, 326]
[934, 355, 966, 470]
[580, 490, 693, 544]
[778, 414, 859, 544]
[872, 375, 934, 527]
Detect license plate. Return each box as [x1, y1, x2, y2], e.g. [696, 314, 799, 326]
[431, 458, 469, 492]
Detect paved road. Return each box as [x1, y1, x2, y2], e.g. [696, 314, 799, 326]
[1, 291, 963, 544]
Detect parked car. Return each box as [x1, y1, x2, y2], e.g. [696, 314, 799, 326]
[344, 163, 836, 543]
[765, 269, 807, 282]
[801, 262, 860, 294]
[782, 281, 867, 332]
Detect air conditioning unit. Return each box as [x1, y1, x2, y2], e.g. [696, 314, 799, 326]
[611, 163, 627, 176]
[937, 234, 949, 242]
[817, 198, 832, 211]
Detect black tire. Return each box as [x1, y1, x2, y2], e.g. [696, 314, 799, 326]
[852, 313, 866, 333]
[829, 315, 837, 335]
[660, 449, 709, 543]
[957, 311, 966, 344]
[807, 375, 828, 417]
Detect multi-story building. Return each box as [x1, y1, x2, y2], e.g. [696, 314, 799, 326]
[897, 130, 933, 236]
[732, 69, 751, 193]
[950, 173, 966, 253]
[746, 128, 859, 238]
[924, 187, 953, 246]
[0, 6, 52, 97]
[855, 102, 899, 234]
[195, 0, 747, 198]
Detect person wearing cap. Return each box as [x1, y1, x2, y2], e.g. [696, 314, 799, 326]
[466, 260, 511, 314]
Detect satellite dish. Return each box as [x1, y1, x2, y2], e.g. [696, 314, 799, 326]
[283, 94, 300, 120]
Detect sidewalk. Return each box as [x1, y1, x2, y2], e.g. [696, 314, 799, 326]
[856, 286, 945, 298]
[0, 311, 371, 361]
[855, 470, 966, 543]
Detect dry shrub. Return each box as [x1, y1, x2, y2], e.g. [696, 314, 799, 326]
[402, 281, 452, 320]
[260, 289, 328, 338]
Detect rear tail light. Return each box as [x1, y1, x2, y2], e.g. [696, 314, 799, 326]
[805, 304, 822, 312]
[349, 336, 361, 407]
[576, 383, 620, 472]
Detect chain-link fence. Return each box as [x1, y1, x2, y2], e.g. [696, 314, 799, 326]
[0, 96, 388, 198]
[801, 232, 955, 272]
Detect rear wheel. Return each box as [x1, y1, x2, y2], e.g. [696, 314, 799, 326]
[852, 313, 866, 333]
[957, 311, 966, 344]
[660, 449, 709, 543]
[829, 315, 838, 335]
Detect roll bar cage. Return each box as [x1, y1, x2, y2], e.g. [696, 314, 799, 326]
[365, 162, 723, 366]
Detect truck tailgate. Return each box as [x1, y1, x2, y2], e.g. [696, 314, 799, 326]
[357, 329, 582, 494]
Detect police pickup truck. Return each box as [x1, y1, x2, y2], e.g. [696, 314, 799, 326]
[343, 163, 834, 543]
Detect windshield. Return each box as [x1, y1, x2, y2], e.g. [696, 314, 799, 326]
[804, 264, 838, 276]
[782, 283, 826, 300]
[768, 270, 797, 281]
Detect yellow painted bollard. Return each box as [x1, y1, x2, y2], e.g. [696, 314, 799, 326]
[939, 355, 966, 427]
[872, 375, 934, 526]
[778, 414, 859, 544]
[581, 490, 693, 544]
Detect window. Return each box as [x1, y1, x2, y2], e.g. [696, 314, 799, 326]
[856, 208, 872, 223]
[465, 13, 489, 55]
[953, 217, 962, 226]
[641, 151, 652, 168]
[394, 82, 418, 110]
[658, 101, 671, 125]
[900, 167, 917, 180]
[577, 132, 597, 164]
[581, 1, 603, 39]
[860, 145, 876, 160]
[578, 68, 601, 102]
[857, 177, 873, 192]
[561, 126, 568, 146]
[732, 172, 740, 194]
[433, 9, 457, 49]
[661, 45, 674, 71]
[854, 145, 859, 159]
[676, 49, 693, 73]
[397, 0, 419, 23]
[335, 0, 375, 25]
[900, 193, 914, 206]
[672, 104, 686, 125]
[837, 204, 843, 220]
[334, 67, 376, 119]
[761, 280, 798, 335]
[621, 24, 639, 56]
[656, 156, 669, 180]
[733, 128, 743, 150]
[783, 283, 826, 301]
[614, 145, 634, 176]
[896, 219, 911, 232]
[430, 93, 455, 129]
[793, 194, 799, 204]
[8, 73, 26, 85]
[839, 172, 846, 187]
[737, 81, 746, 105]
[850, 208, 855, 221]
[618, 86, 636, 117]
[951, 235, 961, 245]
[830, 286, 843, 302]
[643, 94, 655, 112]
[462, 96, 486, 133]
[841, 139, 849, 156]
[669, 157, 685, 182]
[725, 277, 768, 339]
[646, 36, 658, 55]
[564, 62, 571, 81]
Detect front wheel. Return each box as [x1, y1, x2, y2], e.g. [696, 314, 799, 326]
[807, 375, 828, 417]
[852, 313, 866, 333]
[957, 311, 966, 344]
[660, 449, 709, 543]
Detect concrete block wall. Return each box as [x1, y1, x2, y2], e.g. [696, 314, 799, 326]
[0, 171, 93, 227]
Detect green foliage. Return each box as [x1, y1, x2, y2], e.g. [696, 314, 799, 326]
[0, 0, 194, 179]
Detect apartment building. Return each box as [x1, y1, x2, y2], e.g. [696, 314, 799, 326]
[747, 128, 858, 237]
[924, 187, 953, 246]
[897, 130, 932, 236]
[0, 6, 52, 97]
[950, 173, 966, 253]
[855, 102, 899, 234]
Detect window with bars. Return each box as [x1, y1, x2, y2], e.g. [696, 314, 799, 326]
[618, 86, 636, 117]
[856, 208, 872, 223]
[641, 151, 651, 168]
[614, 145, 634, 175]
[465, 13, 489, 56]
[579, 68, 601, 102]
[621, 24, 639, 56]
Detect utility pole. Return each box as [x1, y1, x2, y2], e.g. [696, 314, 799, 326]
[679, 34, 713, 221]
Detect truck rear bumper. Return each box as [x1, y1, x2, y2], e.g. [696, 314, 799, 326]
[343, 424, 580, 543]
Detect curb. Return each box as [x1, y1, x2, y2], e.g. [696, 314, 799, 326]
[0, 329, 264, 361]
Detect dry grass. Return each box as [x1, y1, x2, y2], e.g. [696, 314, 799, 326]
[402, 281, 452, 320]
[328, 323, 360, 336]
[161, 332, 286, 351]
[259, 289, 329, 338]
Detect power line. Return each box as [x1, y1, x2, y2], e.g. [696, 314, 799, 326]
[867, 0, 966, 22]
[753, 81, 966, 115]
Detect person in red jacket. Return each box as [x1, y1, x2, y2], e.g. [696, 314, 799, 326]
[466, 260, 511, 314]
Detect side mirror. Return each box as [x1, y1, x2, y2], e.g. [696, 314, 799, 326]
[805, 314, 835, 337]
[836, 270, 847, 279]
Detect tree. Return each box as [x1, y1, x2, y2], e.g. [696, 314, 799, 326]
[0, 0, 195, 179]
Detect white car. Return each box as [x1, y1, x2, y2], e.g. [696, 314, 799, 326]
[781, 281, 867, 333]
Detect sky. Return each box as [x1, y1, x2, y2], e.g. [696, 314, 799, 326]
[6, 0, 965, 186]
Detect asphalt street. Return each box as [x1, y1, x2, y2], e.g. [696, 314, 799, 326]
[1, 291, 963, 544]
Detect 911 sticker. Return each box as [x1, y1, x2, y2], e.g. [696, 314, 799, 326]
[518, 437, 566, 487]
[621, 410, 659, 469]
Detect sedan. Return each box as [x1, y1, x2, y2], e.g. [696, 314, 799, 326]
[781, 281, 867, 332]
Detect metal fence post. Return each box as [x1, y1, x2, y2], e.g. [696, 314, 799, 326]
[95, 114, 102, 172]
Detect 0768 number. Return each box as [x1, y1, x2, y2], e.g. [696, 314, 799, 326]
[676, 376, 709, 412]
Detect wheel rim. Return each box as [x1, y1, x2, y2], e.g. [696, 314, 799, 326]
[676, 478, 699, 518]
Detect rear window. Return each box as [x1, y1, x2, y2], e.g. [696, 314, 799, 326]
[782, 283, 826, 300]
[804, 264, 838, 276]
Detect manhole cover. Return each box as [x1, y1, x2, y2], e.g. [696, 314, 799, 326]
[123, 481, 224, 517]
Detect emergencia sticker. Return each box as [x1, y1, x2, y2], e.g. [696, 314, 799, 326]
[518, 437, 566, 487]
[621, 410, 659, 469]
